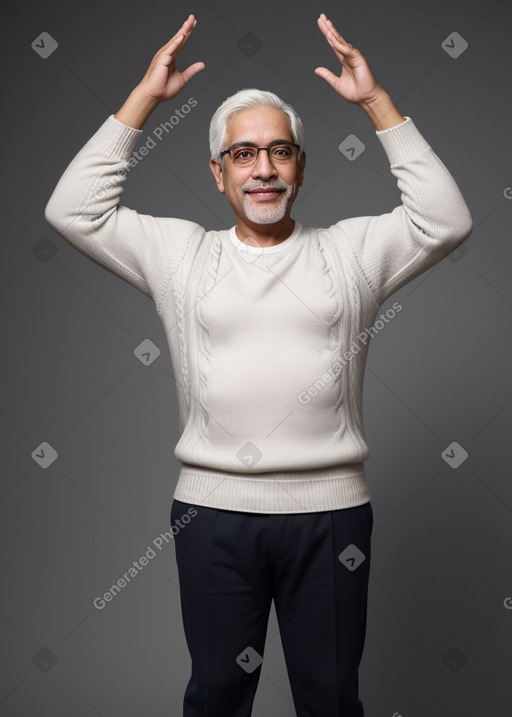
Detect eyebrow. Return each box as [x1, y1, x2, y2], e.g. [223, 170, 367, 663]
[226, 139, 295, 150]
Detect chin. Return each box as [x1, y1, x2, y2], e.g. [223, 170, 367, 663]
[242, 201, 288, 225]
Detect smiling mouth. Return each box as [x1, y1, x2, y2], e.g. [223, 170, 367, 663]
[246, 189, 284, 199]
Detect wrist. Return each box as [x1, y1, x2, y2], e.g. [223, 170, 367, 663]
[359, 89, 406, 131]
[132, 83, 162, 108]
[114, 86, 160, 130]
[358, 86, 387, 108]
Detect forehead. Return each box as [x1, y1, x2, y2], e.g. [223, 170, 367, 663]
[224, 106, 293, 144]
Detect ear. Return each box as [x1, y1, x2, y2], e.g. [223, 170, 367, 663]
[209, 157, 225, 193]
[298, 151, 306, 187]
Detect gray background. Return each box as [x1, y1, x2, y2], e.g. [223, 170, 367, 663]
[1, 0, 511, 715]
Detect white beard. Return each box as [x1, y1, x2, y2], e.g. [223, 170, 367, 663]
[241, 185, 294, 224]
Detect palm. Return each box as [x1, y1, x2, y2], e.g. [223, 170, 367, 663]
[330, 57, 379, 104]
[314, 13, 381, 105]
[140, 15, 205, 103]
[145, 62, 184, 101]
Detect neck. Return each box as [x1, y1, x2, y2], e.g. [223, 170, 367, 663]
[234, 216, 296, 248]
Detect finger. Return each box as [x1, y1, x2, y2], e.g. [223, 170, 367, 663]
[317, 26, 350, 68]
[326, 30, 355, 64]
[164, 33, 186, 53]
[318, 30, 350, 70]
[162, 14, 197, 54]
[317, 15, 335, 43]
[159, 16, 197, 63]
[322, 14, 351, 47]
[180, 61, 206, 84]
[317, 14, 353, 52]
[158, 34, 188, 67]
[314, 66, 339, 89]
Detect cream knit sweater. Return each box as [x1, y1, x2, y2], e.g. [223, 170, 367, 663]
[45, 113, 473, 513]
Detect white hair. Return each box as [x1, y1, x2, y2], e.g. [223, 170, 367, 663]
[209, 88, 305, 161]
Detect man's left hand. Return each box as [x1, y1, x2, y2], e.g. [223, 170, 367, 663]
[315, 13, 383, 106]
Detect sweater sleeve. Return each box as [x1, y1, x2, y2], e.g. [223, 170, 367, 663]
[44, 114, 202, 311]
[333, 116, 473, 307]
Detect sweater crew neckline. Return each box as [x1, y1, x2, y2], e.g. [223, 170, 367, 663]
[229, 220, 303, 253]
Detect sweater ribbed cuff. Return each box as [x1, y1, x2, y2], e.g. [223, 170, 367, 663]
[88, 114, 144, 160]
[376, 115, 431, 167]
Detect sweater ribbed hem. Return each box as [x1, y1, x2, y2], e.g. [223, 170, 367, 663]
[376, 115, 431, 167]
[173, 463, 371, 514]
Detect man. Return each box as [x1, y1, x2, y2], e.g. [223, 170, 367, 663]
[45, 12, 473, 717]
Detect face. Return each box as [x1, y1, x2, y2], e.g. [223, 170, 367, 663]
[209, 106, 306, 229]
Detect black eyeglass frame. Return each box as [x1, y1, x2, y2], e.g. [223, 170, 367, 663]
[219, 140, 301, 165]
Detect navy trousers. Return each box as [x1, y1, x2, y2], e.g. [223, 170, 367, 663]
[170, 498, 373, 717]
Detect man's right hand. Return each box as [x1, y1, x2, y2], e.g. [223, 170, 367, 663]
[115, 14, 204, 130]
[138, 14, 205, 103]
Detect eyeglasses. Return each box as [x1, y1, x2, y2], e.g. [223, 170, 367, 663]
[219, 140, 301, 167]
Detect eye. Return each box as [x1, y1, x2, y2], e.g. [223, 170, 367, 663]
[234, 148, 256, 160]
[272, 145, 292, 157]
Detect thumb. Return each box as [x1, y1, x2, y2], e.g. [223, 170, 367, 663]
[314, 67, 338, 89]
[181, 61, 206, 85]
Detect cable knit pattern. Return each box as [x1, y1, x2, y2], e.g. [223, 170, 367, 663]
[343, 254, 368, 457]
[171, 255, 192, 413]
[196, 234, 223, 437]
[315, 230, 344, 431]
[44, 113, 473, 513]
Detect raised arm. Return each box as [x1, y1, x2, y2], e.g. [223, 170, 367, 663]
[315, 12, 406, 131]
[44, 15, 205, 308]
[314, 13, 473, 306]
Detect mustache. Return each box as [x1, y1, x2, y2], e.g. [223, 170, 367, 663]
[241, 180, 292, 192]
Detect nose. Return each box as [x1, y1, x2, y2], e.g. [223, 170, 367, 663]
[251, 148, 277, 180]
